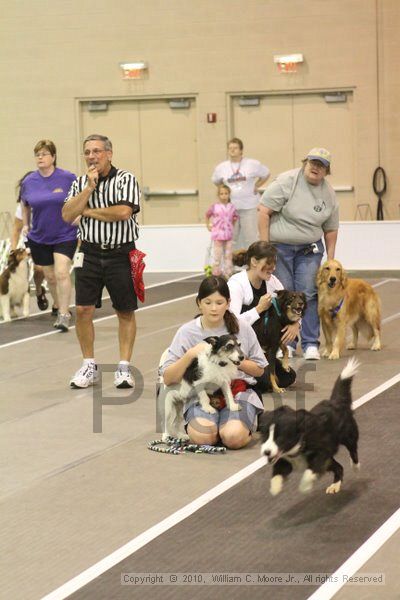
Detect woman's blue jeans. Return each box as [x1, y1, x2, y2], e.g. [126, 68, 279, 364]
[274, 240, 324, 351]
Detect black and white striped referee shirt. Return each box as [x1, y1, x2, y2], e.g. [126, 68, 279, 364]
[65, 166, 141, 245]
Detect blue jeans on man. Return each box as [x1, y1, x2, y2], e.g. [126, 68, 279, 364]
[274, 239, 324, 352]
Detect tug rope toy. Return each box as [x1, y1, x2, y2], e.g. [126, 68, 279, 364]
[148, 436, 227, 455]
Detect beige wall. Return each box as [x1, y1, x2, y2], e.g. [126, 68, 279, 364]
[1, 0, 399, 223]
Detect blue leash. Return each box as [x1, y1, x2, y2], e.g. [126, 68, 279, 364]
[263, 296, 281, 327]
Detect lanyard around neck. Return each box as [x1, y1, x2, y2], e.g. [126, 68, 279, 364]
[230, 160, 242, 174]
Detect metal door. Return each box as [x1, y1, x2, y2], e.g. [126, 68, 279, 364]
[232, 92, 355, 219]
[81, 98, 198, 225]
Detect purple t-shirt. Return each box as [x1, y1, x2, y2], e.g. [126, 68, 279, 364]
[21, 168, 78, 244]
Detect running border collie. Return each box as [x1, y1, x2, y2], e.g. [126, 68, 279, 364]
[259, 358, 360, 495]
[162, 334, 244, 441]
[0, 249, 30, 322]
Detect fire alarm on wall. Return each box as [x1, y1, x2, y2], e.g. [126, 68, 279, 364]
[207, 113, 217, 123]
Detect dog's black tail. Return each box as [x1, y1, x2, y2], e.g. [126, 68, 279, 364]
[329, 357, 360, 408]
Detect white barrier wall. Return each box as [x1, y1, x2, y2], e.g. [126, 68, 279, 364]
[334, 222, 400, 270]
[139, 221, 400, 272]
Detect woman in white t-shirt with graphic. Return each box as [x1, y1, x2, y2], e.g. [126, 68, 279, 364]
[212, 138, 270, 250]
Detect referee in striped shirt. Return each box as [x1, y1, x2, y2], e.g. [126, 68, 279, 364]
[62, 134, 141, 390]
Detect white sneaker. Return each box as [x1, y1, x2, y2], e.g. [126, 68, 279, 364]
[70, 363, 99, 389]
[55, 313, 71, 332]
[276, 346, 295, 359]
[303, 346, 321, 360]
[114, 366, 135, 389]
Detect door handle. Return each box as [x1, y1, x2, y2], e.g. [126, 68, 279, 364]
[143, 187, 198, 200]
[332, 185, 354, 192]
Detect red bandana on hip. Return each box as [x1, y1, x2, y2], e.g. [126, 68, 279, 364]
[128, 248, 146, 302]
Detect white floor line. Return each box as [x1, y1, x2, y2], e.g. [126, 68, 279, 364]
[342, 310, 399, 347]
[352, 372, 400, 409]
[41, 375, 400, 600]
[2, 290, 399, 352]
[372, 278, 399, 288]
[0, 273, 393, 326]
[146, 272, 201, 288]
[0, 272, 201, 324]
[0, 323, 180, 419]
[306, 507, 400, 600]
[1, 273, 395, 328]
[41, 458, 267, 600]
[0, 293, 196, 350]
[381, 311, 400, 325]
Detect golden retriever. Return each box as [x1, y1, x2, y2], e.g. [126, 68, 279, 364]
[317, 259, 381, 360]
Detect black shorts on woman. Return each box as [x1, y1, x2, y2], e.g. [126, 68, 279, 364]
[27, 238, 78, 266]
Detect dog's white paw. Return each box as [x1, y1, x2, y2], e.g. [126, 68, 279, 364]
[328, 351, 340, 360]
[299, 469, 317, 493]
[177, 433, 190, 442]
[351, 459, 361, 473]
[321, 348, 330, 358]
[202, 405, 217, 414]
[162, 432, 171, 442]
[326, 481, 341, 494]
[346, 343, 355, 350]
[272, 386, 285, 394]
[371, 342, 381, 351]
[270, 475, 283, 496]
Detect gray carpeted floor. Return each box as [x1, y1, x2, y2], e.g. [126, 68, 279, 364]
[0, 275, 203, 346]
[69, 383, 400, 600]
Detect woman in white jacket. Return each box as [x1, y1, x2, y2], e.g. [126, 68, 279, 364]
[228, 241, 298, 392]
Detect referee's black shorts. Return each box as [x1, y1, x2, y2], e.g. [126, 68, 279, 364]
[75, 242, 138, 312]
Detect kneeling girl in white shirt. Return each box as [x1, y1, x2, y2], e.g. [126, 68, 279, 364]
[228, 241, 298, 392]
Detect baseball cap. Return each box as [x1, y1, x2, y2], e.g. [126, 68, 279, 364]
[306, 147, 331, 167]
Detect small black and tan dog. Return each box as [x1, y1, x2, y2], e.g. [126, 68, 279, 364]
[259, 358, 360, 496]
[253, 290, 306, 393]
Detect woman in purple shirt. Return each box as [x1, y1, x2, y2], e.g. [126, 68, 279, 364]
[22, 139, 78, 331]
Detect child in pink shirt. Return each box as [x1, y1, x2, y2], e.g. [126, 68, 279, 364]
[205, 184, 239, 277]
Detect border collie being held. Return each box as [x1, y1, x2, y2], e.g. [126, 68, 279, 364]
[163, 334, 244, 441]
[259, 358, 360, 495]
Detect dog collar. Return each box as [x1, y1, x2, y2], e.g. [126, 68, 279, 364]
[329, 298, 344, 319]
